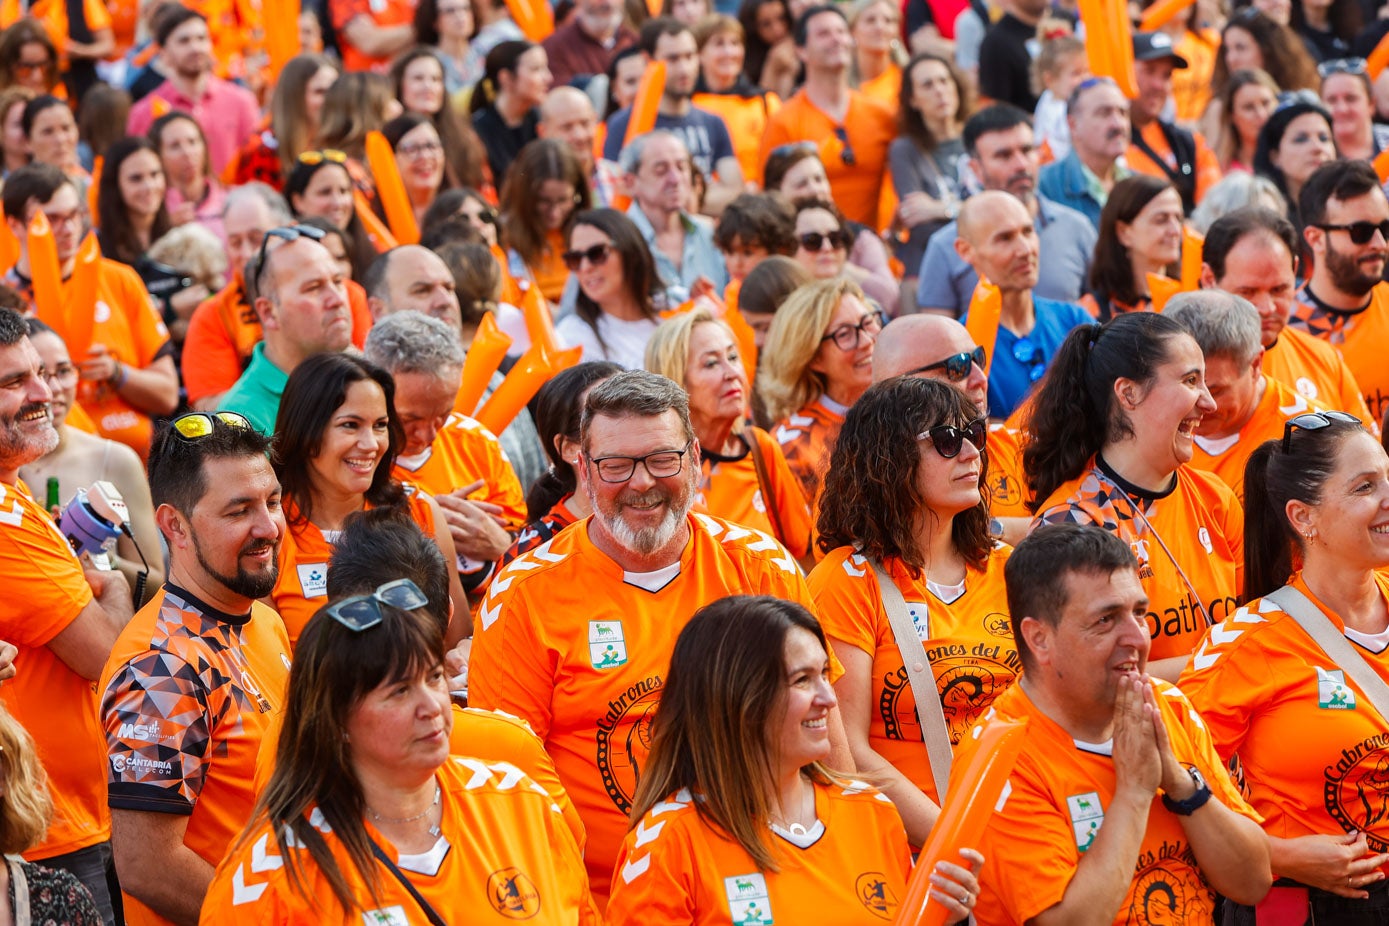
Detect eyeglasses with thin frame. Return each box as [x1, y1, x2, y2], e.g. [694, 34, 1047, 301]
[41, 361, 78, 386]
[917, 417, 987, 459]
[821, 309, 886, 351]
[171, 411, 252, 440]
[397, 139, 443, 159]
[1312, 220, 1389, 245]
[562, 242, 612, 271]
[908, 346, 985, 383]
[585, 441, 693, 483]
[1281, 410, 1361, 454]
[251, 224, 326, 294]
[324, 578, 431, 632]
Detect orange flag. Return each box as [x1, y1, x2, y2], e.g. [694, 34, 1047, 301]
[612, 60, 669, 212]
[456, 312, 513, 417]
[1147, 273, 1184, 312]
[1180, 225, 1205, 289]
[964, 280, 1002, 375]
[27, 212, 63, 332]
[365, 130, 420, 245]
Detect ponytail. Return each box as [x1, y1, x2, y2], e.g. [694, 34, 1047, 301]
[525, 466, 573, 524]
[1240, 441, 1292, 604]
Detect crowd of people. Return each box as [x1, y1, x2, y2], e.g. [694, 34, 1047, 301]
[0, 0, 1387, 922]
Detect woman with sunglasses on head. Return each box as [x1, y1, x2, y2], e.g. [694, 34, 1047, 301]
[1082, 176, 1184, 320]
[555, 208, 663, 368]
[791, 198, 898, 313]
[229, 53, 339, 192]
[500, 139, 592, 306]
[808, 376, 1014, 849]
[201, 586, 600, 925]
[606, 594, 982, 925]
[469, 40, 553, 186]
[284, 149, 378, 281]
[269, 352, 469, 650]
[1024, 311, 1242, 681]
[150, 112, 227, 239]
[759, 277, 881, 508]
[1253, 92, 1336, 225]
[1178, 411, 1389, 924]
[1319, 57, 1389, 162]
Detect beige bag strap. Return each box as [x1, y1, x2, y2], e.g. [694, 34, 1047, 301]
[872, 561, 953, 800]
[1265, 585, 1389, 719]
[744, 429, 787, 547]
[8, 855, 30, 926]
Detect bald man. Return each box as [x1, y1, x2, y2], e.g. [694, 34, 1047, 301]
[537, 86, 622, 207]
[954, 191, 1091, 418]
[874, 314, 1031, 538]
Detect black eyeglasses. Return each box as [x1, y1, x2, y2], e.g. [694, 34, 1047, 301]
[908, 346, 985, 383]
[918, 417, 987, 459]
[1318, 57, 1367, 79]
[171, 411, 251, 440]
[562, 242, 613, 271]
[798, 230, 852, 252]
[1313, 220, 1389, 245]
[585, 441, 693, 483]
[324, 579, 430, 632]
[251, 224, 326, 293]
[821, 309, 886, 351]
[1281, 411, 1362, 453]
[833, 126, 855, 166]
[1012, 338, 1046, 382]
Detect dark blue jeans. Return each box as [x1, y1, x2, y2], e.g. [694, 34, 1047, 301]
[40, 840, 120, 926]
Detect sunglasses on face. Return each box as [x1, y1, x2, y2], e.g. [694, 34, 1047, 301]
[917, 417, 987, 459]
[324, 578, 431, 632]
[798, 229, 852, 252]
[171, 411, 251, 440]
[908, 346, 985, 382]
[1281, 410, 1362, 453]
[821, 309, 886, 351]
[298, 148, 348, 165]
[252, 224, 326, 293]
[1313, 220, 1389, 245]
[562, 242, 613, 271]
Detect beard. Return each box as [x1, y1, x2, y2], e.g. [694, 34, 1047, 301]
[1323, 236, 1386, 297]
[588, 476, 694, 557]
[0, 402, 57, 470]
[192, 532, 280, 600]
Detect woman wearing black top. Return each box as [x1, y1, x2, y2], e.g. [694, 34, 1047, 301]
[469, 40, 553, 187]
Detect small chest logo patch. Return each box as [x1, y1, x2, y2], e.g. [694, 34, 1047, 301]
[724, 872, 774, 924]
[1317, 667, 1356, 710]
[296, 562, 328, 599]
[589, 621, 628, 669]
[1067, 791, 1105, 853]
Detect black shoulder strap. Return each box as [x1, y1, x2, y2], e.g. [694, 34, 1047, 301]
[368, 838, 449, 926]
[1130, 122, 1197, 214]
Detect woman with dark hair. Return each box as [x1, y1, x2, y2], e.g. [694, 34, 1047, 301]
[391, 46, 489, 194]
[150, 111, 227, 238]
[606, 594, 982, 925]
[1291, 0, 1361, 62]
[500, 139, 592, 305]
[1024, 312, 1241, 680]
[738, 0, 797, 100]
[412, 0, 483, 92]
[1211, 68, 1280, 172]
[1320, 57, 1389, 161]
[555, 208, 663, 367]
[1179, 412, 1389, 924]
[791, 198, 897, 311]
[230, 53, 339, 190]
[269, 352, 468, 649]
[1203, 7, 1320, 140]
[810, 376, 1011, 847]
[1082, 176, 1184, 320]
[96, 135, 172, 268]
[469, 40, 553, 184]
[0, 85, 31, 177]
[202, 593, 597, 923]
[0, 19, 58, 95]
[284, 150, 378, 280]
[23, 94, 85, 191]
[1253, 92, 1336, 223]
[383, 112, 455, 225]
[603, 46, 649, 121]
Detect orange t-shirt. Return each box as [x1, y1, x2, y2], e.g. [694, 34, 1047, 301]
[1172, 29, 1219, 124]
[961, 679, 1260, 926]
[182, 0, 256, 79]
[2, 0, 113, 65]
[809, 545, 1017, 804]
[100, 586, 290, 926]
[606, 779, 912, 925]
[526, 229, 570, 304]
[1190, 375, 1329, 502]
[328, 0, 415, 73]
[690, 91, 781, 186]
[1263, 324, 1377, 431]
[759, 90, 896, 228]
[1290, 282, 1389, 427]
[858, 65, 901, 111]
[985, 421, 1029, 518]
[0, 478, 103, 860]
[468, 512, 823, 905]
[773, 397, 846, 510]
[1033, 458, 1243, 662]
[1179, 572, 1389, 869]
[695, 428, 812, 560]
[201, 756, 601, 925]
[271, 488, 437, 648]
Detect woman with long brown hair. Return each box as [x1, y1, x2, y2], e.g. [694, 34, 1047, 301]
[500, 139, 592, 305]
[1082, 176, 1184, 319]
[230, 53, 339, 190]
[391, 46, 489, 193]
[555, 208, 663, 368]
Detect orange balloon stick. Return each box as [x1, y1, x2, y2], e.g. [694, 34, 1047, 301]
[1077, 0, 1116, 90]
[1369, 29, 1389, 79]
[1139, 0, 1195, 31]
[1147, 273, 1184, 312]
[87, 156, 102, 229]
[63, 233, 101, 361]
[1180, 225, 1204, 289]
[893, 721, 1028, 926]
[612, 60, 669, 211]
[455, 312, 513, 416]
[353, 189, 399, 251]
[1107, 0, 1139, 99]
[476, 343, 582, 434]
[518, 281, 559, 355]
[1375, 148, 1389, 184]
[365, 130, 420, 245]
[27, 212, 64, 331]
[0, 214, 19, 271]
[964, 280, 1002, 376]
[723, 280, 759, 381]
[263, 0, 302, 83]
[504, 0, 555, 42]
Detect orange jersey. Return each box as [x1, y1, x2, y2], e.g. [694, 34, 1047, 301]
[393, 414, 525, 526]
[690, 91, 781, 185]
[1125, 122, 1222, 207]
[1290, 282, 1389, 426]
[469, 512, 823, 904]
[607, 779, 912, 925]
[2, 0, 112, 65]
[961, 679, 1260, 926]
[1033, 458, 1243, 661]
[1178, 572, 1389, 868]
[809, 545, 1017, 803]
[985, 421, 1029, 518]
[328, 0, 414, 73]
[695, 428, 812, 560]
[100, 586, 290, 926]
[759, 91, 895, 228]
[773, 397, 845, 510]
[1172, 29, 1219, 123]
[0, 478, 103, 859]
[271, 488, 438, 648]
[1190, 376, 1329, 502]
[201, 756, 600, 925]
[1263, 324, 1377, 431]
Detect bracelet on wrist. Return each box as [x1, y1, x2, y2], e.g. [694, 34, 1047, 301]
[108, 360, 128, 389]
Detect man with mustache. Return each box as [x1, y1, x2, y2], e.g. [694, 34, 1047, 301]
[543, 0, 638, 89]
[918, 104, 1095, 317]
[99, 411, 290, 926]
[469, 370, 849, 909]
[1038, 77, 1134, 230]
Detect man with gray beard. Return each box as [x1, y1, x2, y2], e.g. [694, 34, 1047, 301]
[468, 369, 850, 907]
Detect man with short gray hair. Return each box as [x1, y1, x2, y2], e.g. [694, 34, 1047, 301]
[1167, 290, 1330, 500]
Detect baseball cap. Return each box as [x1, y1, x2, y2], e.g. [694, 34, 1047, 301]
[1132, 31, 1189, 69]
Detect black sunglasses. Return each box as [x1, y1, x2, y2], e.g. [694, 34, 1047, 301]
[798, 230, 852, 252]
[1012, 338, 1046, 382]
[1281, 411, 1362, 454]
[918, 417, 987, 459]
[908, 346, 985, 382]
[323, 579, 430, 632]
[251, 224, 326, 294]
[562, 242, 613, 271]
[833, 126, 856, 166]
[1313, 220, 1389, 245]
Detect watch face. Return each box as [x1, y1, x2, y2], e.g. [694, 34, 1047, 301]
[1189, 766, 1206, 790]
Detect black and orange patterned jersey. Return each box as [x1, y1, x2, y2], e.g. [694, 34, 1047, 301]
[773, 398, 846, 509]
[606, 780, 913, 925]
[99, 585, 290, 926]
[1190, 376, 1329, 502]
[1178, 572, 1389, 870]
[960, 680, 1260, 926]
[500, 496, 583, 568]
[808, 545, 1017, 804]
[468, 512, 823, 906]
[1032, 457, 1243, 662]
[1264, 325, 1377, 432]
[1290, 282, 1389, 426]
[696, 429, 812, 560]
[200, 756, 601, 925]
[985, 422, 1030, 518]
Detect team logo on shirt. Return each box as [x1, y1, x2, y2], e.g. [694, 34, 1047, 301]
[1316, 668, 1357, 710]
[486, 867, 542, 919]
[361, 906, 410, 925]
[1067, 792, 1104, 853]
[881, 644, 1021, 746]
[1323, 734, 1389, 853]
[988, 472, 1023, 507]
[596, 674, 664, 814]
[984, 612, 1013, 639]
[724, 873, 774, 924]
[854, 872, 898, 919]
[906, 602, 930, 641]
[296, 562, 328, 599]
[1125, 849, 1211, 924]
[589, 621, 629, 669]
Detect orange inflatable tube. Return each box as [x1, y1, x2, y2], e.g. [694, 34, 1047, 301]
[519, 281, 559, 356]
[87, 156, 102, 229]
[1147, 273, 1184, 312]
[353, 190, 399, 252]
[893, 720, 1027, 926]
[1180, 225, 1204, 290]
[1375, 148, 1389, 184]
[455, 312, 513, 416]
[504, 0, 554, 42]
[476, 342, 582, 434]
[27, 212, 64, 332]
[0, 214, 19, 271]
[1077, 0, 1115, 90]
[612, 60, 669, 212]
[964, 280, 1002, 376]
[63, 233, 101, 361]
[1369, 29, 1389, 79]
[1139, 0, 1195, 31]
[365, 130, 420, 245]
[263, 0, 302, 83]
[1106, 0, 1138, 99]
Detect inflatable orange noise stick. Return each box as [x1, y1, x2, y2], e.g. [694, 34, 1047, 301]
[263, 0, 303, 83]
[504, 0, 554, 42]
[476, 342, 582, 434]
[612, 60, 669, 212]
[964, 280, 1002, 376]
[1139, 0, 1195, 31]
[27, 211, 64, 332]
[353, 190, 399, 252]
[1106, 0, 1139, 99]
[365, 130, 420, 245]
[1369, 29, 1389, 79]
[1180, 225, 1205, 290]
[87, 157, 102, 229]
[63, 233, 101, 361]
[456, 312, 513, 416]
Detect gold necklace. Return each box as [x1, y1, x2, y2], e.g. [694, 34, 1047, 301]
[367, 782, 442, 838]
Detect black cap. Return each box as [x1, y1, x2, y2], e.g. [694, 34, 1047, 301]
[1132, 31, 1189, 69]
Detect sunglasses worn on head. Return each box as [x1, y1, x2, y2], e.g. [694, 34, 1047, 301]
[1281, 410, 1362, 454]
[1313, 220, 1389, 245]
[918, 417, 987, 459]
[1318, 57, 1367, 78]
[562, 242, 612, 271]
[324, 578, 430, 632]
[252, 224, 327, 294]
[770, 141, 818, 159]
[171, 411, 251, 440]
[909, 346, 985, 382]
[798, 230, 852, 252]
[298, 149, 348, 165]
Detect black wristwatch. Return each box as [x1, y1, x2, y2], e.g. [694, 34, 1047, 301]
[1161, 766, 1212, 816]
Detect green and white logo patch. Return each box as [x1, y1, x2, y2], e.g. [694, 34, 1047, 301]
[1317, 667, 1356, 710]
[589, 621, 628, 669]
[724, 873, 774, 924]
[1067, 791, 1104, 853]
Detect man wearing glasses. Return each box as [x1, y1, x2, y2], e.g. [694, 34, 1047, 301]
[469, 370, 849, 908]
[99, 411, 289, 926]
